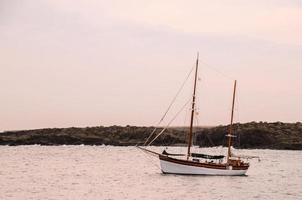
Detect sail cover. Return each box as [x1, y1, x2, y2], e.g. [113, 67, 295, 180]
[162, 150, 185, 156]
[162, 150, 224, 159]
[191, 153, 224, 159]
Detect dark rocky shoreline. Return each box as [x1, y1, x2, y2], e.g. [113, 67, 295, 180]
[1, 122, 301, 150]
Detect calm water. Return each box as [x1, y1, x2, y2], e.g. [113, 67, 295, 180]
[0, 146, 301, 200]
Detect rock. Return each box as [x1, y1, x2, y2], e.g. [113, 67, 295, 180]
[0, 122, 301, 150]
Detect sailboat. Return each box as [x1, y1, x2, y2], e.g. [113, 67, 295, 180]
[138, 54, 250, 176]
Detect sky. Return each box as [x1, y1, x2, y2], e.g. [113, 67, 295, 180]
[0, 0, 301, 131]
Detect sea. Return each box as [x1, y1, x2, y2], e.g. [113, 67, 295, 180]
[0, 146, 301, 200]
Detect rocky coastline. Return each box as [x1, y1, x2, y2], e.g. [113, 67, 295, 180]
[0, 122, 301, 150]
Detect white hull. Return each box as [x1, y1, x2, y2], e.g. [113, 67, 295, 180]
[160, 159, 247, 176]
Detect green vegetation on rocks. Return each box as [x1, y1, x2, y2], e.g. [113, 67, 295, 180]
[0, 122, 301, 150]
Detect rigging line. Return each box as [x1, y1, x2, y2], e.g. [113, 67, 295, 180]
[193, 114, 198, 147]
[136, 147, 161, 170]
[234, 83, 241, 147]
[194, 109, 202, 147]
[235, 83, 240, 123]
[198, 58, 234, 80]
[158, 65, 195, 123]
[182, 104, 189, 147]
[147, 98, 191, 146]
[183, 103, 189, 131]
[143, 65, 195, 146]
[143, 128, 157, 146]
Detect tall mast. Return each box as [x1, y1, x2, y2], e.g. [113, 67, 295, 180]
[227, 80, 237, 163]
[187, 53, 199, 160]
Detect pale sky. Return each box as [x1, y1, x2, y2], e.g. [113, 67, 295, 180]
[1, 0, 301, 131]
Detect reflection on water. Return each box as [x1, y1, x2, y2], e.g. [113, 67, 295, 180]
[0, 146, 301, 200]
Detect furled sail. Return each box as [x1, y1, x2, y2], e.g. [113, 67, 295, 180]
[191, 153, 224, 159]
[162, 150, 224, 159]
[162, 150, 185, 156]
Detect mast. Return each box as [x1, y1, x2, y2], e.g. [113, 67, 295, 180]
[187, 53, 199, 160]
[227, 80, 237, 163]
